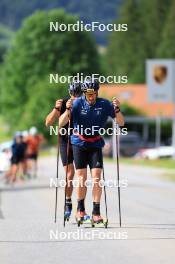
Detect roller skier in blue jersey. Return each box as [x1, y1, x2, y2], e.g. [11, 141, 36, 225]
[60, 78, 125, 226]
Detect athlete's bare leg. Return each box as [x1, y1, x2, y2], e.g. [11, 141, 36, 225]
[63, 163, 74, 198]
[91, 168, 102, 202]
[76, 168, 87, 200]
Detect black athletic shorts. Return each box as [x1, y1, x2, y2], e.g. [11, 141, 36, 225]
[72, 145, 103, 170]
[11, 155, 24, 165]
[60, 142, 74, 166]
[28, 153, 38, 160]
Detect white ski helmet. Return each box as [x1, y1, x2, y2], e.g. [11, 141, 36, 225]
[15, 131, 22, 138]
[29, 127, 38, 136]
[22, 130, 29, 137]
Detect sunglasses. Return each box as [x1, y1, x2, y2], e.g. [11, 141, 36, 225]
[85, 92, 97, 98]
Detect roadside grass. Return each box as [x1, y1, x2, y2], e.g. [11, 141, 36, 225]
[0, 116, 11, 143]
[40, 147, 57, 157]
[105, 157, 175, 181]
[105, 157, 175, 169]
[40, 150, 175, 170]
[39, 149, 175, 181]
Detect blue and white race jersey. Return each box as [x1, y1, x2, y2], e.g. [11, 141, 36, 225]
[71, 96, 115, 148]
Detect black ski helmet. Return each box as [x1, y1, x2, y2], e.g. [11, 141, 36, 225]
[82, 78, 99, 93]
[69, 81, 82, 97]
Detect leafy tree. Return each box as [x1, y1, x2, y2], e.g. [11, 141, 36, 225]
[107, 0, 173, 83]
[21, 77, 67, 141]
[156, 0, 175, 57]
[0, 9, 100, 131]
[121, 103, 145, 116]
[0, 24, 14, 62]
[107, 0, 145, 83]
[0, 0, 122, 44]
[140, 0, 172, 58]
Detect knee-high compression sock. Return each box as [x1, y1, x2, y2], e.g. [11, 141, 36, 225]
[92, 202, 100, 215]
[65, 198, 72, 210]
[77, 199, 85, 212]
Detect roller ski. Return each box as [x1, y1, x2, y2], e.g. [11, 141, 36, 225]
[64, 200, 72, 222]
[75, 211, 91, 227]
[83, 213, 91, 223]
[91, 214, 108, 228]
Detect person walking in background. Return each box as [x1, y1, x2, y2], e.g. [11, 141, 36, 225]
[6, 132, 27, 183]
[26, 127, 43, 178]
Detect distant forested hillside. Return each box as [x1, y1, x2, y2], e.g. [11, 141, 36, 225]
[0, 0, 122, 44]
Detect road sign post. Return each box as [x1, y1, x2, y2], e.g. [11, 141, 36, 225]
[147, 59, 175, 158]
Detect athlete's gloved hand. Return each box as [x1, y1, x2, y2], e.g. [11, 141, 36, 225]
[112, 97, 120, 109]
[55, 99, 63, 111]
[66, 99, 73, 110]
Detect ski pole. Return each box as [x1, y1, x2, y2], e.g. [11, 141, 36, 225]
[115, 121, 122, 227]
[54, 119, 60, 223]
[63, 98, 73, 227]
[63, 119, 71, 227]
[102, 164, 108, 227]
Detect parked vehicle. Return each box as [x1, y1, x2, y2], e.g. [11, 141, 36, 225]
[103, 132, 146, 157]
[135, 146, 175, 159]
[0, 141, 12, 152]
[0, 141, 12, 173]
[119, 132, 146, 157]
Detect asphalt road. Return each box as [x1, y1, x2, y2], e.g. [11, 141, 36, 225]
[0, 156, 175, 264]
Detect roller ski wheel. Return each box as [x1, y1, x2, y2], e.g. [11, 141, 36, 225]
[91, 215, 108, 228]
[75, 211, 85, 227]
[64, 211, 71, 222]
[83, 213, 91, 224]
[104, 219, 108, 228]
[64, 203, 72, 222]
[77, 219, 82, 227]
